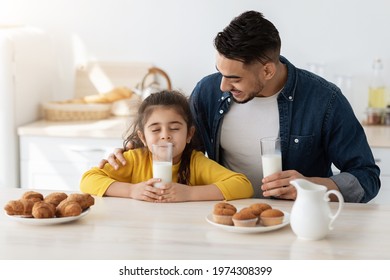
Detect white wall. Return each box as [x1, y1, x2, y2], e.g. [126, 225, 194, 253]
[2, 0, 390, 120]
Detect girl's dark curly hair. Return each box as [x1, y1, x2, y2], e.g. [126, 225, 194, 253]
[123, 90, 199, 185]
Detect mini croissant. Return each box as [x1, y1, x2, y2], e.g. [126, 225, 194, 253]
[32, 201, 56, 218]
[67, 193, 95, 210]
[44, 192, 68, 207]
[22, 191, 44, 203]
[56, 200, 82, 217]
[4, 199, 35, 217]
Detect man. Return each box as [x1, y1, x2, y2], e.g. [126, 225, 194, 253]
[102, 11, 380, 203]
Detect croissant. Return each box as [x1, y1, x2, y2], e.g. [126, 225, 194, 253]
[44, 192, 68, 207]
[22, 191, 44, 203]
[4, 199, 35, 217]
[67, 193, 95, 210]
[56, 200, 82, 217]
[32, 201, 56, 218]
[83, 87, 133, 104]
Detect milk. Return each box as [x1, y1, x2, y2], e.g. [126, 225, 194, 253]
[153, 161, 172, 188]
[262, 153, 282, 177]
[152, 142, 173, 188]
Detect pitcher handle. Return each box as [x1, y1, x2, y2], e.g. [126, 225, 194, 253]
[325, 190, 344, 230]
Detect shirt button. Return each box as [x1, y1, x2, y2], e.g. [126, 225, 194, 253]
[221, 96, 224, 100]
[294, 138, 299, 143]
[289, 96, 293, 100]
[219, 110, 224, 114]
[228, 98, 231, 103]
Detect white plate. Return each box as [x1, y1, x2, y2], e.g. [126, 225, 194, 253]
[206, 211, 290, 233]
[5, 208, 90, 225]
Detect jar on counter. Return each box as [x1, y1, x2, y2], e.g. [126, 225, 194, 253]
[368, 59, 387, 108]
[384, 107, 390, 126]
[366, 107, 384, 125]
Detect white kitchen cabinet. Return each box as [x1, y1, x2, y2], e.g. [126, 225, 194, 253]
[19, 135, 123, 191]
[18, 116, 130, 191]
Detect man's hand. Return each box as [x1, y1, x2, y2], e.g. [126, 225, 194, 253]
[261, 170, 340, 201]
[98, 148, 127, 169]
[261, 170, 302, 200]
[98, 141, 136, 169]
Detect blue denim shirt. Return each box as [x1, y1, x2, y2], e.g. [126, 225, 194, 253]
[189, 56, 380, 203]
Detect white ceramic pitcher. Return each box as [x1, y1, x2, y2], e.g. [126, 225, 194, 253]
[289, 179, 344, 240]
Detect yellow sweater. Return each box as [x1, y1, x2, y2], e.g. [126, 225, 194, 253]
[80, 149, 253, 200]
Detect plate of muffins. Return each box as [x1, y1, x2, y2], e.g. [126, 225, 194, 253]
[4, 191, 94, 225]
[206, 202, 290, 233]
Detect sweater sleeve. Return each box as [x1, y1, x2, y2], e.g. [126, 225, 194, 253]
[79, 166, 118, 197]
[79, 149, 144, 197]
[190, 151, 253, 200]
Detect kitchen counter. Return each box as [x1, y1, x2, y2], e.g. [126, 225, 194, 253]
[363, 125, 390, 148]
[1, 188, 389, 260]
[17, 116, 131, 139]
[18, 117, 390, 148]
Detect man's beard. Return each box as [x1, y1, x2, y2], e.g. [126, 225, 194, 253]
[232, 94, 255, 104]
[232, 83, 264, 104]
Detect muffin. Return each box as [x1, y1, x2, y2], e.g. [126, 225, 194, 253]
[232, 207, 258, 227]
[260, 209, 284, 226]
[249, 203, 272, 224]
[213, 202, 237, 225]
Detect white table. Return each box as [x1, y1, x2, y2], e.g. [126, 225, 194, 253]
[1, 188, 389, 260]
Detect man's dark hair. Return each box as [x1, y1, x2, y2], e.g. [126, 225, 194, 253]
[214, 11, 281, 65]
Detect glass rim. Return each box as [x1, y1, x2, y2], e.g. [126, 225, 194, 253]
[260, 136, 280, 141]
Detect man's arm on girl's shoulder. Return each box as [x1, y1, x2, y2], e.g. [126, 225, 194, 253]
[98, 148, 127, 169]
[98, 139, 138, 169]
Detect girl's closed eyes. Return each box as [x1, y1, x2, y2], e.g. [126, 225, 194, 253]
[149, 126, 183, 132]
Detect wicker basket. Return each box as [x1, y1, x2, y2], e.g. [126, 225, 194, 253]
[42, 102, 112, 121]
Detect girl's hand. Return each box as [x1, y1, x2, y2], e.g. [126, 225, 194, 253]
[129, 178, 167, 202]
[154, 183, 192, 203]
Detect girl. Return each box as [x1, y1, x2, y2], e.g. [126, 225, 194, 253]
[80, 90, 253, 202]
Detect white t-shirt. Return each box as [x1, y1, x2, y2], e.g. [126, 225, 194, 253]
[220, 94, 280, 198]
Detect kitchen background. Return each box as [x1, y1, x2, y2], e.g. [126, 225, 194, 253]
[3, 0, 390, 114]
[1, 0, 389, 189]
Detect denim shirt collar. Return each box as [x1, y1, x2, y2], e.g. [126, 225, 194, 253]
[279, 56, 297, 102]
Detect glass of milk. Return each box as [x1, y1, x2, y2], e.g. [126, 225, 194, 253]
[260, 137, 282, 178]
[152, 142, 173, 188]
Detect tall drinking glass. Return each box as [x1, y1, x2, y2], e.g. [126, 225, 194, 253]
[260, 137, 282, 178]
[152, 143, 173, 188]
